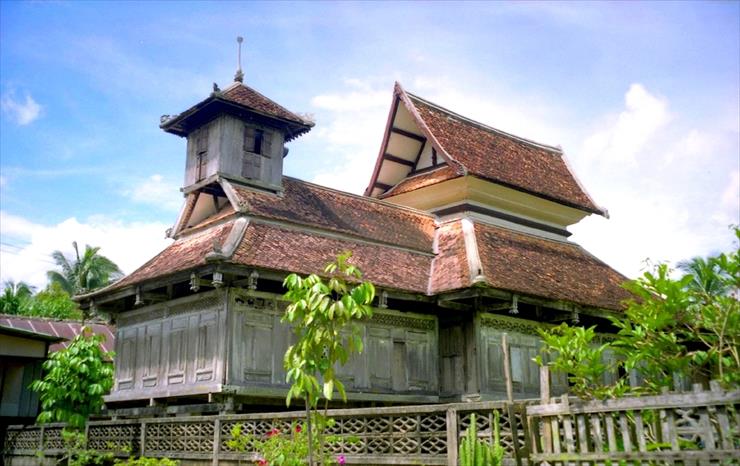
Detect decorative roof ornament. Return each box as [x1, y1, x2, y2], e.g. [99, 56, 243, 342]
[509, 294, 519, 315]
[234, 36, 244, 83]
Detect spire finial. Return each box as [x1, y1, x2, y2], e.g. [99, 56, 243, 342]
[234, 36, 244, 83]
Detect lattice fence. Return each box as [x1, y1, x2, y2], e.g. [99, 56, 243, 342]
[3, 400, 532, 465]
[6, 389, 738, 465]
[527, 382, 740, 465]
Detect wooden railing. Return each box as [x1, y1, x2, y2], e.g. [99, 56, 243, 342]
[526, 381, 740, 465]
[5, 385, 740, 466]
[3, 400, 536, 465]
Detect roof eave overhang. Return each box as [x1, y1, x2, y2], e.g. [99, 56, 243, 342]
[436, 285, 626, 317]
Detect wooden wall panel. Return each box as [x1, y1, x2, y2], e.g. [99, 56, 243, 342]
[227, 290, 439, 397]
[111, 291, 226, 400]
[479, 314, 543, 398]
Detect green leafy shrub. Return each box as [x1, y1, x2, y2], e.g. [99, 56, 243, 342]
[535, 324, 627, 399]
[281, 252, 375, 463]
[30, 326, 114, 429]
[58, 429, 115, 466]
[114, 457, 179, 466]
[227, 419, 346, 466]
[537, 227, 740, 397]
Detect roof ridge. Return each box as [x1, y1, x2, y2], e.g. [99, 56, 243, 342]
[223, 82, 310, 126]
[283, 176, 437, 219]
[249, 217, 435, 257]
[406, 91, 563, 155]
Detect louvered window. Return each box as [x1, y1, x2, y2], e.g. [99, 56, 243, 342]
[244, 126, 272, 157]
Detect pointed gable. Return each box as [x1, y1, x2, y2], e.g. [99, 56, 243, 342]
[365, 83, 606, 216]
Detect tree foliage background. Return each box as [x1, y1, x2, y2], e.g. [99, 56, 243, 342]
[1, 241, 122, 320]
[538, 227, 739, 398]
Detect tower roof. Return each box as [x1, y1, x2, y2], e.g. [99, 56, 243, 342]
[160, 82, 314, 141]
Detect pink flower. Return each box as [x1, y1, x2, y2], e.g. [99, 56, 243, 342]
[266, 428, 280, 438]
[295, 424, 302, 433]
[257, 459, 268, 466]
[337, 455, 346, 465]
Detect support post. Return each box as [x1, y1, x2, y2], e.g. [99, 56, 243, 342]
[446, 407, 458, 466]
[502, 334, 514, 403]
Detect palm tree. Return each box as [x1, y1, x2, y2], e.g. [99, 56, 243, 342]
[47, 242, 123, 296]
[677, 256, 728, 297]
[0, 280, 36, 314]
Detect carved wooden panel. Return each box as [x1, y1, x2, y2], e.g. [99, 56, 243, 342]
[165, 315, 189, 386]
[241, 311, 273, 383]
[142, 322, 161, 388]
[193, 311, 218, 383]
[116, 327, 137, 391]
[406, 330, 433, 391]
[367, 326, 392, 389]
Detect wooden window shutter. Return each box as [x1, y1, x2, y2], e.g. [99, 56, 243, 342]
[262, 130, 272, 157]
[243, 126, 256, 153]
[196, 130, 208, 153]
[242, 153, 262, 179]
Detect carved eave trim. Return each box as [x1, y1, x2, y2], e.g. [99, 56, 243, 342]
[231, 288, 436, 330]
[437, 286, 623, 321]
[478, 311, 616, 343]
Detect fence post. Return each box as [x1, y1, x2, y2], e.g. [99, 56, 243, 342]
[539, 366, 552, 456]
[39, 426, 45, 453]
[139, 421, 146, 457]
[446, 408, 458, 466]
[212, 418, 221, 466]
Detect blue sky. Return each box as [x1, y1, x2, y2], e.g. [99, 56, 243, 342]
[1, 1, 738, 288]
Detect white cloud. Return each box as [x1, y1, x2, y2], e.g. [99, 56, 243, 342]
[410, 76, 565, 146]
[1, 90, 42, 125]
[721, 170, 740, 213]
[307, 79, 391, 194]
[582, 83, 670, 167]
[0, 211, 172, 290]
[312, 89, 388, 113]
[570, 84, 738, 278]
[122, 174, 183, 212]
[570, 191, 703, 277]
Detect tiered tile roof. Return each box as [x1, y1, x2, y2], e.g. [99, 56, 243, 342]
[87, 84, 629, 313]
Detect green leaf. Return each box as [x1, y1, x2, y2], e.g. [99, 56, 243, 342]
[323, 380, 334, 400]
